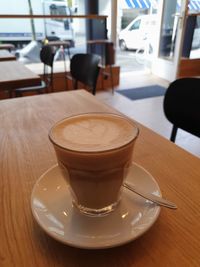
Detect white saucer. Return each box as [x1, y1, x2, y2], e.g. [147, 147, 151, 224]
[31, 162, 161, 249]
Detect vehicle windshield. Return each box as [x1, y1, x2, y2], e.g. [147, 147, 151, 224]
[129, 19, 141, 30]
[50, 4, 70, 22]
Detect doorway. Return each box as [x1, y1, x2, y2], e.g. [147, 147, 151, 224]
[152, 0, 188, 81]
[99, 0, 200, 81]
[116, 0, 160, 74]
[152, 0, 200, 81]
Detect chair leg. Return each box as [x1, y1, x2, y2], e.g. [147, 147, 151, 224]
[51, 68, 54, 92]
[170, 125, 178, 142]
[9, 90, 13, 98]
[38, 89, 44, 94]
[71, 79, 78, 90]
[109, 65, 114, 94]
[15, 90, 22, 97]
[92, 86, 96, 95]
[44, 65, 48, 93]
[62, 46, 68, 91]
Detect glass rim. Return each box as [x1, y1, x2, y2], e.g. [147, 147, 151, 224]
[49, 112, 139, 154]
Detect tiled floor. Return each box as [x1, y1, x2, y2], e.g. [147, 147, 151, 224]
[96, 71, 200, 158]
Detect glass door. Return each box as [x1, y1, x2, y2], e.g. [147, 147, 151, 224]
[152, 0, 188, 81]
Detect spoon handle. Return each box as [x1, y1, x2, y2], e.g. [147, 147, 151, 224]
[123, 182, 177, 209]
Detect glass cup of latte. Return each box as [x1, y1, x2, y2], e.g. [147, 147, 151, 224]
[49, 112, 139, 216]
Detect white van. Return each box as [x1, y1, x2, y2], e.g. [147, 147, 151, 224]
[118, 15, 157, 51]
[0, 0, 75, 47]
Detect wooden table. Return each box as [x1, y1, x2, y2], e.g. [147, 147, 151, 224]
[0, 43, 15, 51]
[0, 49, 16, 61]
[1, 90, 200, 266]
[0, 60, 41, 97]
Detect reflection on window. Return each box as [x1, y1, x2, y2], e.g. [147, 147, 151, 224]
[185, 0, 200, 58]
[159, 0, 200, 60]
[188, 0, 200, 14]
[189, 15, 200, 58]
[159, 0, 177, 59]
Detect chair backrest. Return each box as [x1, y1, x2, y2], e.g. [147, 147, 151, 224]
[70, 53, 100, 95]
[40, 45, 55, 67]
[163, 77, 200, 139]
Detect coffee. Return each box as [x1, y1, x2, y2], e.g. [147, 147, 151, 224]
[49, 113, 139, 216]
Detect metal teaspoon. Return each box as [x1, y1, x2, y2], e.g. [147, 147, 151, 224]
[123, 182, 177, 209]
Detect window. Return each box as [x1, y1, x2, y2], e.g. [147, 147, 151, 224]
[50, 4, 70, 22]
[129, 20, 141, 31]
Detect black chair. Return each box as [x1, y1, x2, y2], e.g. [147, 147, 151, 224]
[15, 45, 55, 97]
[163, 77, 200, 142]
[68, 53, 100, 95]
[87, 40, 116, 94]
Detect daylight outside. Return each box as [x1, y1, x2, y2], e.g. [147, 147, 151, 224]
[1, 0, 200, 74]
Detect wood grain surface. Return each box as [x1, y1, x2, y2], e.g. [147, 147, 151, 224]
[0, 61, 41, 91]
[0, 50, 16, 61]
[1, 90, 200, 267]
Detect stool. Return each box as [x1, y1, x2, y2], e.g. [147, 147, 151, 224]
[47, 41, 71, 90]
[87, 40, 115, 94]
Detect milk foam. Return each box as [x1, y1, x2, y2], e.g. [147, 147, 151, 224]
[50, 113, 138, 152]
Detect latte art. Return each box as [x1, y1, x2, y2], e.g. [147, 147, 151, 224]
[50, 114, 138, 152]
